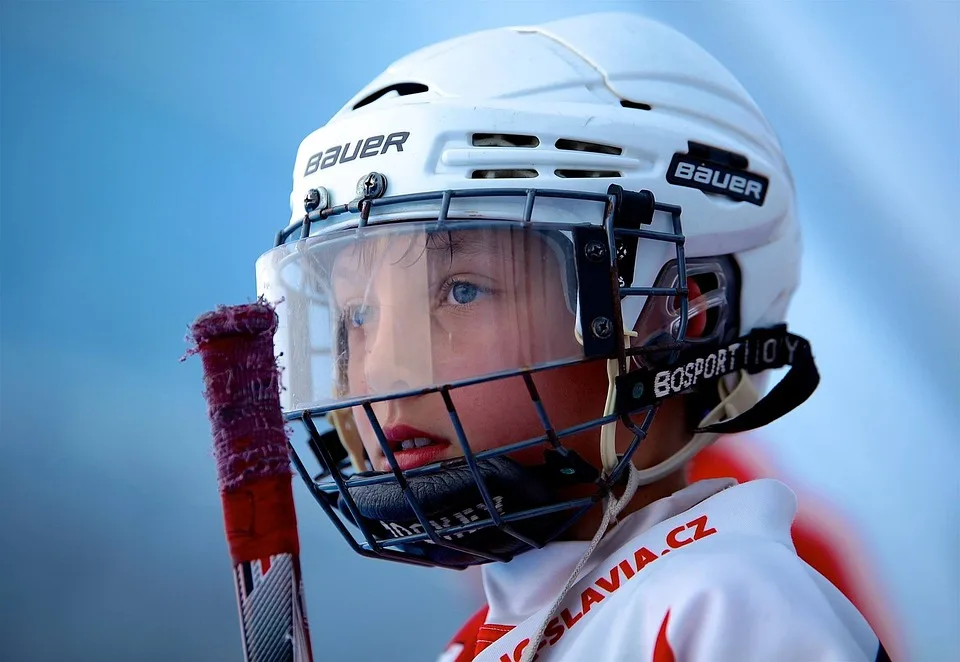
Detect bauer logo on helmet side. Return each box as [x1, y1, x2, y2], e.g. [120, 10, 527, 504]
[667, 153, 769, 206]
[303, 131, 411, 176]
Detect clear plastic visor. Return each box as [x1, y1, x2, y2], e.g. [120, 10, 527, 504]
[256, 223, 584, 411]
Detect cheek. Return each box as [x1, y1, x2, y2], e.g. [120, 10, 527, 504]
[534, 361, 610, 464]
[449, 361, 609, 465]
[517, 292, 580, 367]
[449, 376, 545, 461]
[352, 406, 381, 458]
[443, 312, 524, 374]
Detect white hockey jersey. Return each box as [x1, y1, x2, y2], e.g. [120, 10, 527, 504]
[439, 478, 889, 662]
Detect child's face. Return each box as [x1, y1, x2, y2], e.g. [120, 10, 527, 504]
[329, 226, 610, 472]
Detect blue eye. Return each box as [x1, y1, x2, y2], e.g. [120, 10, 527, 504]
[348, 307, 366, 328]
[449, 282, 481, 305]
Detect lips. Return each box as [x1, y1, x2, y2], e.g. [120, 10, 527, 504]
[379, 424, 452, 471]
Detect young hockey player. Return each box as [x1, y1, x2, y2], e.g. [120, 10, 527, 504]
[255, 12, 892, 662]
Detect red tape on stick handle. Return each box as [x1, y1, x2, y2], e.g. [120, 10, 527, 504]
[222, 474, 301, 564]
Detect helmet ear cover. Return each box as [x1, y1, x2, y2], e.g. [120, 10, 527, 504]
[667, 272, 726, 430]
[681, 276, 707, 339]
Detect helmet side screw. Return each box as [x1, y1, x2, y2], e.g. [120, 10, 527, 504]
[356, 172, 387, 199]
[591, 316, 614, 339]
[584, 240, 607, 262]
[304, 187, 329, 213]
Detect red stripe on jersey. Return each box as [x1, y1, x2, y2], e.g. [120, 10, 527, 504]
[442, 605, 489, 662]
[474, 623, 515, 656]
[653, 610, 675, 662]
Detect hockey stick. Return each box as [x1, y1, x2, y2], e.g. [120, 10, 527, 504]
[187, 300, 314, 662]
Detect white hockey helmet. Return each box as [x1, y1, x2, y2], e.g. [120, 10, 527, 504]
[255, 12, 817, 569]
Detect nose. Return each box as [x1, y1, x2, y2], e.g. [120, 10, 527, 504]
[363, 301, 434, 396]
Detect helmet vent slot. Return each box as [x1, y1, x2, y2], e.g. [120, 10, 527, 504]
[555, 169, 621, 179]
[619, 99, 653, 111]
[555, 139, 623, 156]
[472, 133, 540, 148]
[470, 169, 539, 179]
[352, 83, 430, 110]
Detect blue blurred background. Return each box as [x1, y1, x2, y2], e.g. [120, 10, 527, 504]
[1, 1, 957, 660]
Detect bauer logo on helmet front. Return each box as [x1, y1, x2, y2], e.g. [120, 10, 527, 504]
[303, 131, 411, 176]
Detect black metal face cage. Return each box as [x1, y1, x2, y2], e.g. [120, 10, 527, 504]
[272, 177, 696, 569]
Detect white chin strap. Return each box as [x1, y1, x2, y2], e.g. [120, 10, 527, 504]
[606, 366, 761, 482]
[595, 326, 761, 479]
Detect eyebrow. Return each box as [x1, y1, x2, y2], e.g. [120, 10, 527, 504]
[424, 229, 498, 257]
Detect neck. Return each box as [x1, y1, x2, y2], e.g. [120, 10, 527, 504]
[560, 470, 688, 541]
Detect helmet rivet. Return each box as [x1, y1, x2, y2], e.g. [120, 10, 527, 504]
[584, 240, 607, 262]
[303, 187, 329, 213]
[560, 467, 576, 476]
[632, 383, 644, 400]
[356, 172, 387, 199]
[591, 316, 613, 339]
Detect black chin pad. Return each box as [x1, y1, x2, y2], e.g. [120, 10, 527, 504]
[334, 456, 580, 567]
[348, 457, 546, 520]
